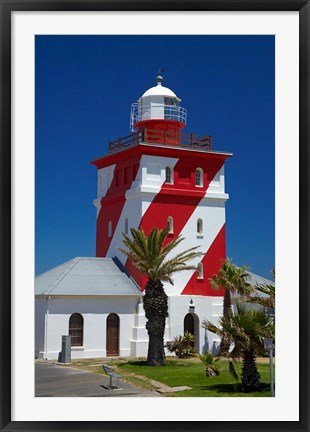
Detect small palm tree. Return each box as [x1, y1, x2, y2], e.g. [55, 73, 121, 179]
[120, 226, 202, 366]
[209, 258, 252, 355]
[165, 331, 195, 359]
[203, 305, 274, 392]
[199, 352, 220, 377]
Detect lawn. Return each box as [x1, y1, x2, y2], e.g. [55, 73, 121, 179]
[115, 357, 274, 397]
[71, 356, 275, 397]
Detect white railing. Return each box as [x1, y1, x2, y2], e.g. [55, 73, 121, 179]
[130, 103, 187, 131]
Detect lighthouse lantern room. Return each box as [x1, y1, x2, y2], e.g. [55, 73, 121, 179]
[130, 72, 187, 146]
[91, 74, 232, 356]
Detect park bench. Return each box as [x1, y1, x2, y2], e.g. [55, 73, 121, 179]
[102, 364, 122, 389]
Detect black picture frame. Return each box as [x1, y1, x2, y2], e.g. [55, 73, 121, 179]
[1, 1, 309, 431]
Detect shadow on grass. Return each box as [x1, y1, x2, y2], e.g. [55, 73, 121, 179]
[124, 360, 188, 367]
[124, 361, 149, 367]
[201, 382, 271, 394]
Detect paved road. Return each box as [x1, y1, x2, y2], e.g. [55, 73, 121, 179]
[35, 363, 161, 397]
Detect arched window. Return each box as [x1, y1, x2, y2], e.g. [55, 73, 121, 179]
[195, 168, 203, 187]
[197, 263, 203, 279]
[69, 313, 83, 347]
[124, 218, 129, 234]
[197, 218, 203, 235]
[108, 221, 112, 238]
[165, 166, 173, 184]
[167, 216, 174, 234]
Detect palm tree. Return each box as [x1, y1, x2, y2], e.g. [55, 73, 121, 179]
[243, 268, 275, 311]
[209, 258, 252, 355]
[203, 305, 274, 392]
[120, 226, 202, 366]
[244, 283, 275, 310]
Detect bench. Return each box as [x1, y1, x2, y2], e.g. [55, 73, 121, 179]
[102, 364, 122, 389]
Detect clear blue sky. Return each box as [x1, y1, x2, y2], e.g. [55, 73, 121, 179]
[35, 35, 275, 278]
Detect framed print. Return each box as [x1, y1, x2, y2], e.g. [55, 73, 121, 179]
[1, 1, 309, 431]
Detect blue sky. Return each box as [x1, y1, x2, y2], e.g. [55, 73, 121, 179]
[35, 35, 275, 278]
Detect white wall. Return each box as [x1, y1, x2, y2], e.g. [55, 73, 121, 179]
[36, 293, 223, 360]
[35, 298, 46, 358]
[36, 296, 140, 360]
[208, 165, 226, 195]
[168, 295, 222, 355]
[140, 95, 165, 120]
[93, 164, 116, 217]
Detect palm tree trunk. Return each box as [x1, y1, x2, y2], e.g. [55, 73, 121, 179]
[241, 349, 261, 392]
[143, 280, 168, 365]
[219, 289, 232, 356]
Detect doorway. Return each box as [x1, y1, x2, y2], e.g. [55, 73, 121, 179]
[184, 313, 199, 351]
[106, 313, 119, 356]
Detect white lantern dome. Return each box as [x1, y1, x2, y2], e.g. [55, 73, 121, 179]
[139, 74, 181, 101]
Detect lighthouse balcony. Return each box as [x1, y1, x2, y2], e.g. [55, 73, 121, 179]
[108, 128, 212, 154]
[130, 102, 187, 131]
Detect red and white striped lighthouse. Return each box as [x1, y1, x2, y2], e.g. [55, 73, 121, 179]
[91, 74, 232, 352]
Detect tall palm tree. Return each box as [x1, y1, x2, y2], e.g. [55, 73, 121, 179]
[120, 226, 202, 366]
[209, 258, 252, 355]
[203, 305, 274, 392]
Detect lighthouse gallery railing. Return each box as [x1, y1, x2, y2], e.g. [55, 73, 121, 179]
[130, 103, 187, 131]
[108, 128, 212, 153]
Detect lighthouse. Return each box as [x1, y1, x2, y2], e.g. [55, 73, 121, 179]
[35, 74, 274, 362]
[91, 73, 232, 355]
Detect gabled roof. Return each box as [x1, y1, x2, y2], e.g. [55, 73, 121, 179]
[35, 257, 142, 297]
[231, 271, 274, 301]
[246, 271, 274, 287]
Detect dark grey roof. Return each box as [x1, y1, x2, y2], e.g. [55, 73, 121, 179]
[246, 271, 274, 287]
[231, 271, 274, 301]
[35, 257, 142, 297]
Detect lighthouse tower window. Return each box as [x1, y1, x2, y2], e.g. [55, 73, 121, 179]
[197, 263, 204, 279]
[164, 97, 177, 106]
[195, 168, 203, 187]
[124, 167, 130, 185]
[167, 216, 174, 234]
[124, 218, 129, 235]
[197, 218, 203, 235]
[108, 221, 113, 238]
[165, 166, 173, 184]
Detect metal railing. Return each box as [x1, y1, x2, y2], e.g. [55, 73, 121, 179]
[130, 103, 187, 131]
[108, 128, 212, 153]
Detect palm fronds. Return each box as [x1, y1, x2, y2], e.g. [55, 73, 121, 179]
[199, 352, 220, 377]
[119, 227, 203, 284]
[209, 258, 252, 296]
[203, 305, 274, 391]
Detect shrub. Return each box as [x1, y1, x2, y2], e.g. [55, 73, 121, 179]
[165, 331, 195, 358]
[199, 352, 220, 377]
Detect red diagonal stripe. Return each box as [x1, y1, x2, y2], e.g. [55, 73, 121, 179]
[96, 155, 141, 257]
[125, 156, 226, 291]
[140, 157, 224, 238]
[181, 224, 226, 296]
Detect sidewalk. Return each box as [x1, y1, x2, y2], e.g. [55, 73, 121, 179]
[35, 362, 162, 397]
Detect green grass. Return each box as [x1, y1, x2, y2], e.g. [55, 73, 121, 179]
[114, 357, 275, 397]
